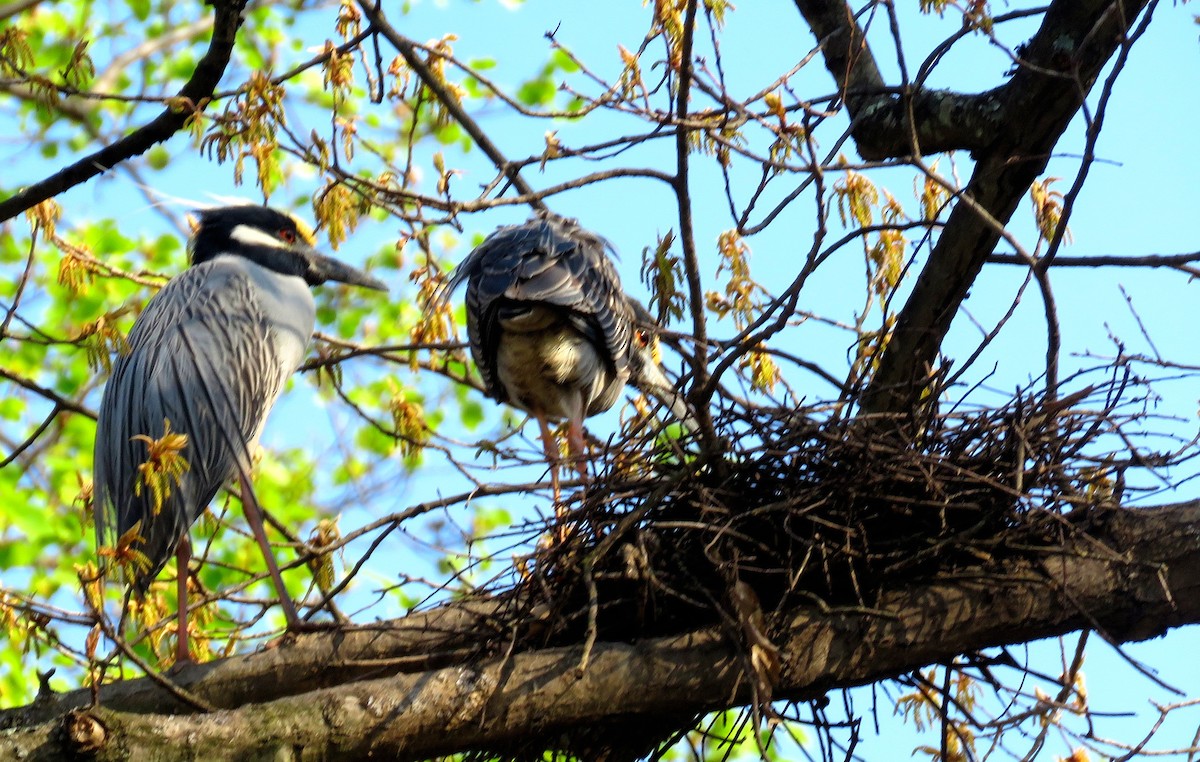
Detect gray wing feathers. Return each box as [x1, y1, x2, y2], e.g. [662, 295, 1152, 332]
[445, 214, 636, 403]
[93, 262, 289, 591]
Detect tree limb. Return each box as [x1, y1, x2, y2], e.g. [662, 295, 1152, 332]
[0, 599, 506, 727]
[791, 0, 1011, 160]
[6, 501, 1200, 759]
[857, 0, 1150, 414]
[0, 0, 247, 223]
[789, 0, 1152, 414]
[791, 0, 884, 111]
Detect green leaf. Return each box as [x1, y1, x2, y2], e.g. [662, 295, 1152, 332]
[461, 400, 484, 430]
[551, 49, 579, 73]
[517, 76, 556, 106]
[147, 146, 170, 170]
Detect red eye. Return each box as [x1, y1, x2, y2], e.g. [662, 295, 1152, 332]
[279, 229, 297, 244]
[635, 329, 650, 348]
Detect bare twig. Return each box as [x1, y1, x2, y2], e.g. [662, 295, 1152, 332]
[357, 0, 544, 211]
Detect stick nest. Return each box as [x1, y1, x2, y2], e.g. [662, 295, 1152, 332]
[506, 383, 1137, 648]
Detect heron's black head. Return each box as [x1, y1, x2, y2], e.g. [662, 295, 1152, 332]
[189, 205, 387, 291]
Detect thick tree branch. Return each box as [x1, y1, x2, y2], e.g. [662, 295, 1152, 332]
[0, 600, 506, 728]
[0, 0, 246, 223]
[847, 87, 1004, 160]
[791, 0, 1009, 159]
[790, 0, 1154, 416]
[5, 501, 1200, 759]
[791, 0, 884, 110]
[859, 0, 1150, 415]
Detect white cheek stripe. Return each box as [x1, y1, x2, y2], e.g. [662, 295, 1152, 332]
[230, 224, 289, 249]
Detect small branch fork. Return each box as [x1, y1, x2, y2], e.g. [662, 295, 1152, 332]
[786, 0, 1160, 416]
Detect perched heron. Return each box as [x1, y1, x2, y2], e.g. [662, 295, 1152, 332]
[441, 212, 688, 499]
[93, 204, 386, 663]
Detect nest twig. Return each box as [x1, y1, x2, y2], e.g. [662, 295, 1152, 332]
[509, 379, 1148, 649]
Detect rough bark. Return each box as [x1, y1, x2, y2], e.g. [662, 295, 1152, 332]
[3, 502, 1198, 760]
[790, 0, 1152, 414]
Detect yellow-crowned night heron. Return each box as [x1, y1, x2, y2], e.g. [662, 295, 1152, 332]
[93, 204, 385, 663]
[441, 212, 687, 498]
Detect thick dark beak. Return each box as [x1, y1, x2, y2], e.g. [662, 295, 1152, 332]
[305, 250, 388, 291]
[626, 297, 695, 426]
[631, 345, 694, 424]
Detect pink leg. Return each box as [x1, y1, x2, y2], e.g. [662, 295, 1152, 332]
[566, 416, 588, 479]
[560, 396, 593, 542]
[175, 535, 191, 665]
[537, 414, 562, 504]
[563, 391, 589, 480]
[238, 471, 301, 629]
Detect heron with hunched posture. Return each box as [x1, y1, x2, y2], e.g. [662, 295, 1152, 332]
[440, 212, 689, 503]
[93, 204, 386, 664]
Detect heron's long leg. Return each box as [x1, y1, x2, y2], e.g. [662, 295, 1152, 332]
[237, 471, 301, 629]
[537, 414, 561, 505]
[563, 386, 591, 487]
[175, 535, 191, 665]
[566, 416, 588, 479]
[561, 412, 593, 544]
